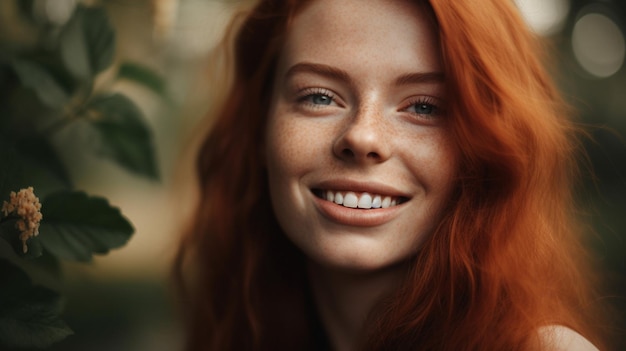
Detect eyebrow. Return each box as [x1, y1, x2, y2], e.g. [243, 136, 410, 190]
[285, 62, 353, 85]
[394, 71, 445, 86]
[285, 62, 444, 86]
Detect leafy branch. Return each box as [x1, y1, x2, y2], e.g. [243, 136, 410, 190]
[0, 2, 166, 349]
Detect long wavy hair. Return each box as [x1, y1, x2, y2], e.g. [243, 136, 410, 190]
[174, 0, 608, 349]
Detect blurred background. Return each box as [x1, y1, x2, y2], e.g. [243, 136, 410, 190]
[0, 0, 625, 349]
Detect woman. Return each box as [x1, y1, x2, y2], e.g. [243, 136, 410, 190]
[174, 0, 609, 349]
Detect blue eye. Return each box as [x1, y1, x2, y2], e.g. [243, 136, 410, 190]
[408, 102, 436, 115]
[296, 88, 338, 109]
[305, 93, 333, 105]
[402, 96, 443, 120]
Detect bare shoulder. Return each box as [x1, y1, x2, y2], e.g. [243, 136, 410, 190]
[536, 325, 599, 351]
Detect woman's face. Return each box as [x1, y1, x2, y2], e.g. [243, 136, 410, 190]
[265, 0, 458, 272]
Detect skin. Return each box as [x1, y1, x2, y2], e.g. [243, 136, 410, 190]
[537, 326, 600, 351]
[265, 0, 457, 274]
[264, 0, 457, 349]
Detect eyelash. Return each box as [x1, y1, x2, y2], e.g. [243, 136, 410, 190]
[296, 88, 337, 108]
[401, 96, 442, 119]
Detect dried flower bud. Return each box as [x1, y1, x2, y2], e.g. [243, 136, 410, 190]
[1, 187, 43, 253]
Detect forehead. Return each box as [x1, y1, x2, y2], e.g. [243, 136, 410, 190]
[278, 0, 442, 75]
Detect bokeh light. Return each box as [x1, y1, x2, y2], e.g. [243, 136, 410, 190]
[33, 0, 76, 26]
[572, 12, 625, 78]
[514, 0, 570, 36]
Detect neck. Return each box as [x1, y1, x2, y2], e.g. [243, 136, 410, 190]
[307, 261, 408, 351]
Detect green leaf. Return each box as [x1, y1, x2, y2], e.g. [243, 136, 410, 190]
[10, 60, 69, 109]
[38, 191, 134, 262]
[86, 93, 159, 179]
[0, 136, 70, 200]
[59, 5, 115, 79]
[0, 141, 26, 201]
[82, 6, 115, 74]
[23, 236, 43, 259]
[118, 62, 167, 97]
[16, 136, 73, 191]
[0, 259, 30, 300]
[0, 219, 43, 259]
[0, 259, 73, 349]
[28, 250, 62, 281]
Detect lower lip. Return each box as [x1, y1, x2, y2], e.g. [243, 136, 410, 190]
[312, 194, 404, 227]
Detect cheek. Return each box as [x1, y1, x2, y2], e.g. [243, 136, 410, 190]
[433, 142, 458, 187]
[265, 114, 328, 179]
[430, 138, 460, 209]
[407, 132, 459, 198]
[264, 114, 322, 243]
[264, 116, 314, 215]
[265, 119, 301, 182]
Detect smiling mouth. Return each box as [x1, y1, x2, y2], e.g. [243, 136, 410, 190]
[312, 189, 409, 209]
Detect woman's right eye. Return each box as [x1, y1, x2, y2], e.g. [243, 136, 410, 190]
[304, 94, 333, 105]
[296, 88, 337, 107]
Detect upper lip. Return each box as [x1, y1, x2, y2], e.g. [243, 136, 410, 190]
[311, 179, 411, 199]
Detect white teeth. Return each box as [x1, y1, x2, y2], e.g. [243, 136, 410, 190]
[320, 190, 402, 209]
[372, 195, 382, 208]
[381, 196, 391, 208]
[343, 192, 358, 208]
[357, 193, 372, 208]
[326, 190, 334, 202]
[334, 192, 344, 205]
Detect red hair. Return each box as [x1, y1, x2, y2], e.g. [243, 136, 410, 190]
[174, 0, 608, 349]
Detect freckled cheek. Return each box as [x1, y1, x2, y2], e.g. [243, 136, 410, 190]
[266, 116, 329, 176]
[265, 114, 329, 217]
[404, 133, 459, 193]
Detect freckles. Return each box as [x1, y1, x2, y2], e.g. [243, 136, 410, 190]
[270, 128, 298, 170]
[398, 130, 457, 187]
[269, 117, 325, 171]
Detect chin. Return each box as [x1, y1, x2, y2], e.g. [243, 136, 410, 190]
[298, 235, 418, 274]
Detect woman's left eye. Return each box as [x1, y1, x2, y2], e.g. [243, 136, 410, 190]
[401, 97, 443, 120]
[408, 103, 436, 115]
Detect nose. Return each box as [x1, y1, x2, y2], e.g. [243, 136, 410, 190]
[332, 105, 391, 164]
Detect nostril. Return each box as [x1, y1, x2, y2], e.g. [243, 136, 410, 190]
[338, 148, 382, 160]
[342, 149, 355, 158]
